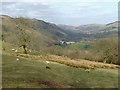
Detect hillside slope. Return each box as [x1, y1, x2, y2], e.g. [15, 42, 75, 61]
[58, 22, 118, 33]
[1, 15, 67, 50]
[1, 15, 118, 45]
[2, 30, 119, 88]
[2, 51, 118, 88]
[58, 22, 118, 41]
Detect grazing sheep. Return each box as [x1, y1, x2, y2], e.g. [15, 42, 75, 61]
[85, 69, 91, 73]
[15, 50, 18, 53]
[45, 61, 51, 69]
[16, 58, 19, 61]
[46, 66, 51, 69]
[12, 48, 15, 51]
[46, 61, 50, 64]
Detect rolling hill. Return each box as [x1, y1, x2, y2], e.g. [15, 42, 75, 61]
[1, 15, 118, 48]
[58, 22, 118, 34]
[0, 15, 68, 50]
[2, 41, 119, 88]
[58, 22, 118, 41]
[1, 15, 119, 88]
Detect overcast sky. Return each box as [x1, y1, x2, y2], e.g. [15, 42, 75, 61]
[1, 0, 119, 25]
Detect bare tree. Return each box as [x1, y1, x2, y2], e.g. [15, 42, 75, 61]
[16, 25, 30, 54]
[94, 37, 118, 64]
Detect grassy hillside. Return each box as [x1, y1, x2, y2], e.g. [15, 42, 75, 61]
[2, 41, 119, 88]
[2, 51, 118, 88]
[1, 15, 119, 88]
[1, 15, 118, 46]
[58, 22, 118, 41]
[1, 15, 67, 51]
[58, 22, 118, 33]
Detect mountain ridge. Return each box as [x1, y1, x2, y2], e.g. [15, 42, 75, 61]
[1, 15, 118, 46]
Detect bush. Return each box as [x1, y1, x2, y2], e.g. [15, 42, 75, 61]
[93, 37, 118, 64]
[40, 45, 100, 62]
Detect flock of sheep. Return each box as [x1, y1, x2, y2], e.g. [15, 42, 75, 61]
[11, 48, 91, 73]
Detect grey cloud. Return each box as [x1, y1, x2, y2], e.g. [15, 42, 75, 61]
[1, 2, 117, 25]
[2, 2, 62, 19]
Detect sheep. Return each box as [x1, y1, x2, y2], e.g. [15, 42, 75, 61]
[12, 49, 18, 53]
[85, 69, 91, 73]
[46, 61, 50, 64]
[15, 50, 18, 53]
[12, 48, 15, 51]
[16, 58, 19, 61]
[46, 61, 51, 69]
[46, 66, 51, 69]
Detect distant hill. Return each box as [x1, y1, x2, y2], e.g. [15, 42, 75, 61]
[58, 22, 118, 34]
[1, 15, 118, 50]
[58, 22, 118, 41]
[0, 15, 67, 50]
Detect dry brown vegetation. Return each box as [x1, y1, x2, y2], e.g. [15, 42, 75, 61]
[93, 37, 118, 64]
[41, 46, 101, 61]
[11, 53, 120, 69]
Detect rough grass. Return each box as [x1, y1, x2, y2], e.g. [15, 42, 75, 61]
[2, 52, 118, 88]
[11, 53, 120, 69]
[2, 42, 119, 88]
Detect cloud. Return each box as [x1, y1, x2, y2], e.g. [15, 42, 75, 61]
[2, 2, 60, 17]
[96, 11, 117, 16]
[77, 3, 91, 7]
[91, 0, 119, 2]
[1, 2, 64, 24]
[2, 0, 119, 2]
[1, 1, 117, 25]
[90, 6, 102, 9]
[76, 3, 102, 11]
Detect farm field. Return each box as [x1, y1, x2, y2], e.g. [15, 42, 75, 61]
[69, 42, 93, 50]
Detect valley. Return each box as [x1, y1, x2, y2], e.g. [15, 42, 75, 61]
[1, 15, 119, 88]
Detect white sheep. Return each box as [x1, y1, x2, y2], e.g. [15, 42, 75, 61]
[85, 69, 91, 73]
[15, 50, 18, 53]
[46, 61, 50, 64]
[16, 58, 19, 61]
[45, 61, 51, 69]
[12, 49, 15, 51]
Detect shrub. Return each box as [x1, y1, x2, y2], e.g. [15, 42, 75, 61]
[93, 37, 118, 64]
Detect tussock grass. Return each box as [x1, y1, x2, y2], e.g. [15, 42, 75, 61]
[11, 53, 49, 60]
[50, 58, 119, 69]
[11, 53, 120, 69]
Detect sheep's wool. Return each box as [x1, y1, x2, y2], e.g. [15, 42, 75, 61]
[16, 58, 19, 61]
[46, 61, 50, 64]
